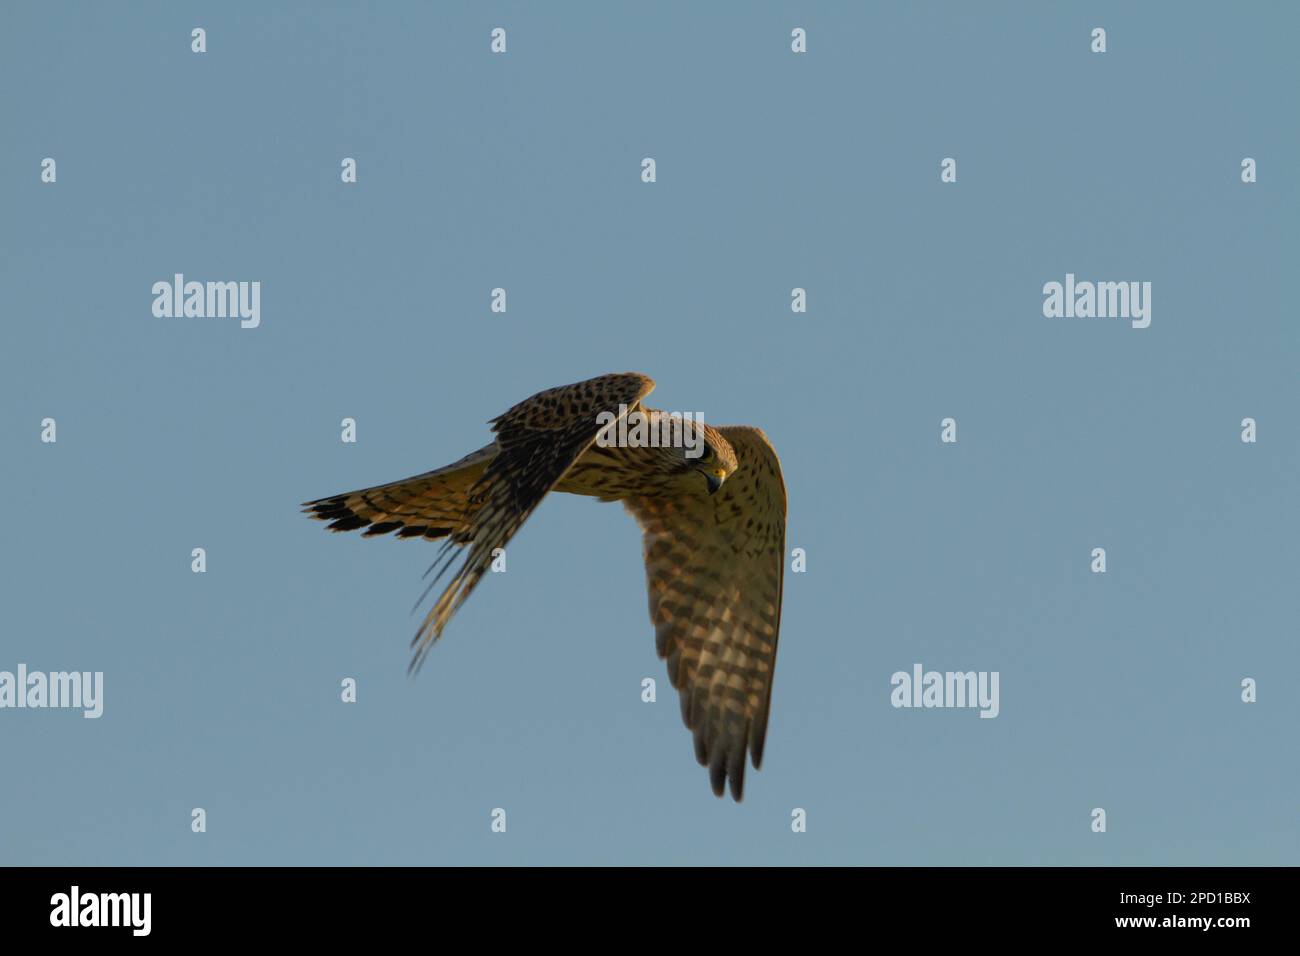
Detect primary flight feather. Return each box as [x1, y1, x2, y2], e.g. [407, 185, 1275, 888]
[302, 373, 787, 801]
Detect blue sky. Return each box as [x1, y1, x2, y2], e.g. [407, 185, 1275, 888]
[1, 2, 1296, 865]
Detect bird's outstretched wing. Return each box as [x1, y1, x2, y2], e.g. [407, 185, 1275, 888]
[301, 444, 496, 542]
[622, 425, 786, 801]
[409, 372, 657, 672]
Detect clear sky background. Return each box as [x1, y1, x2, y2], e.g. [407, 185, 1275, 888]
[2, 2, 1296, 865]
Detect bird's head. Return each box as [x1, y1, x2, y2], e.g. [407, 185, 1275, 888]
[689, 425, 738, 496]
[637, 412, 738, 495]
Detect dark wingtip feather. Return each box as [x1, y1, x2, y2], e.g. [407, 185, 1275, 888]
[326, 515, 369, 532]
[303, 496, 356, 524]
[708, 749, 728, 797]
[749, 713, 768, 769]
[728, 746, 746, 802]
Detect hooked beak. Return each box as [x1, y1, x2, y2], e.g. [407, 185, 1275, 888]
[705, 471, 726, 495]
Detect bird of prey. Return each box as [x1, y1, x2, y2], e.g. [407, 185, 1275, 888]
[302, 373, 787, 801]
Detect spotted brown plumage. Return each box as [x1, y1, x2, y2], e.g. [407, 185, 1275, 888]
[302, 373, 787, 801]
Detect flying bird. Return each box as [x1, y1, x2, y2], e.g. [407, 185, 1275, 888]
[302, 373, 787, 801]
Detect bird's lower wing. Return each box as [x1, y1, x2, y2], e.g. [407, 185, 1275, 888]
[409, 372, 657, 671]
[622, 425, 787, 801]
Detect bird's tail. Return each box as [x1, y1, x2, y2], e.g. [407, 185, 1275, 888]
[301, 443, 497, 542]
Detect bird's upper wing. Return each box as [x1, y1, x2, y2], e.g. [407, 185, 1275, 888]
[301, 444, 497, 542]
[409, 372, 656, 671]
[622, 425, 787, 800]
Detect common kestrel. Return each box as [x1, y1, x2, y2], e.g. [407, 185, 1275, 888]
[303, 373, 787, 800]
